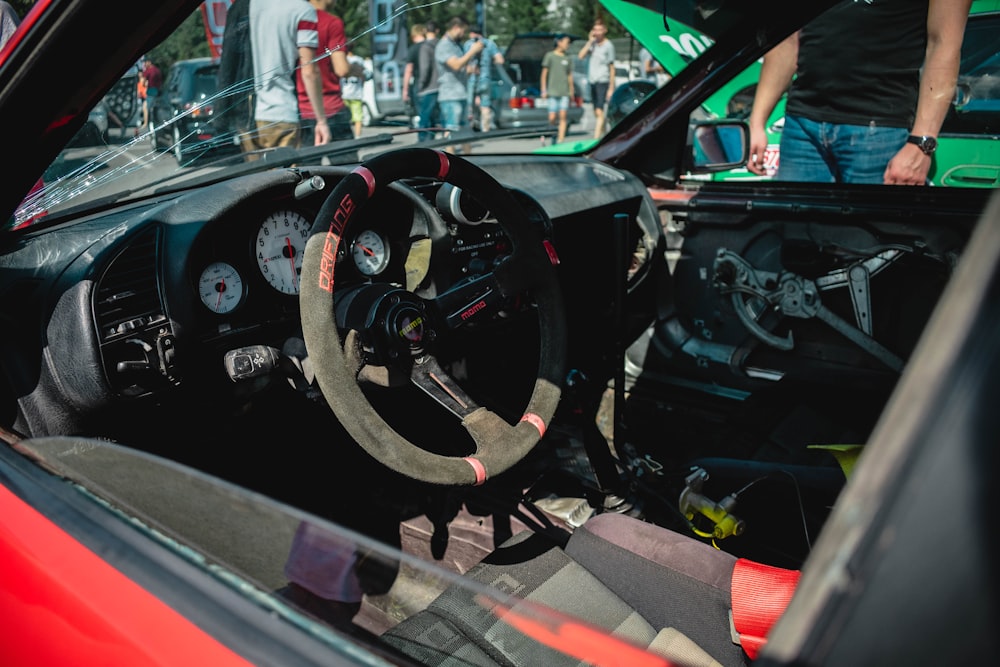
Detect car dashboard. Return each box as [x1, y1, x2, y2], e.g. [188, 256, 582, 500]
[0, 156, 663, 456]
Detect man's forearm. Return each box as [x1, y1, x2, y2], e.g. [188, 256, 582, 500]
[330, 51, 349, 78]
[911, 0, 970, 136]
[911, 48, 960, 137]
[749, 33, 798, 130]
[403, 63, 414, 97]
[301, 62, 327, 125]
[450, 47, 480, 72]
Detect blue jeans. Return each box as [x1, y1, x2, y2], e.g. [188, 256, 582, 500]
[437, 99, 467, 133]
[547, 96, 570, 113]
[416, 91, 439, 142]
[777, 115, 909, 184]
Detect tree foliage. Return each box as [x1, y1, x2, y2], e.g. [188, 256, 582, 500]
[339, 0, 374, 57]
[362, 0, 632, 48]
[388, 0, 627, 46]
[566, 0, 628, 40]
[151, 8, 211, 72]
[65, 0, 636, 70]
[487, 0, 553, 44]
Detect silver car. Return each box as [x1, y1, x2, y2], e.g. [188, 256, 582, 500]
[488, 33, 585, 130]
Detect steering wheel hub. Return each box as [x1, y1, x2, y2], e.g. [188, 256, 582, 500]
[377, 291, 429, 357]
[389, 302, 426, 346]
[337, 283, 430, 362]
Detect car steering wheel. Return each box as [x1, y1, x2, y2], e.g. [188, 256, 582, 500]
[300, 148, 566, 486]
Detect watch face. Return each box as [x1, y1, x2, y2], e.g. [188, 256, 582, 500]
[909, 135, 937, 155]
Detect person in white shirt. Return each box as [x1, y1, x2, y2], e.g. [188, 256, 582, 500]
[341, 49, 368, 138]
[578, 18, 616, 139]
[249, 0, 330, 150]
[639, 47, 669, 87]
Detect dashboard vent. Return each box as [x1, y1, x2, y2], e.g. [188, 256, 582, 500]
[95, 228, 164, 341]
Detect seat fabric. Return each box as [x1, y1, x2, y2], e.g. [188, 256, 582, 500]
[567, 513, 747, 666]
[382, 513, 751, 666]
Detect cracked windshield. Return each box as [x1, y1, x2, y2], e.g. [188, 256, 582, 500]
[15, 0, 686, 229]
[17, 0, 998, 229]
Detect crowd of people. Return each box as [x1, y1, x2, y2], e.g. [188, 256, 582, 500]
[190, 0, 969, 185]
[401, 16, 626, 148]
[214, 5, 503, 157]
[6, 0, 963, 185]
[210, 3, 634, 157]
[390, 0, 965, 185]
[216, 0, 370, 159]
[403, 16, 505, 151]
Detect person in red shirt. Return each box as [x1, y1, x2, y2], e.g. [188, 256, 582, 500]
[296, 0, 353, 144]
[140, 57, 162, 130]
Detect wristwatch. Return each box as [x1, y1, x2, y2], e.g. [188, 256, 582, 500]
[907, 135, 938, 156]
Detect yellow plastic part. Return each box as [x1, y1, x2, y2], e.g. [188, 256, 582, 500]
[809, 444, 864, 478]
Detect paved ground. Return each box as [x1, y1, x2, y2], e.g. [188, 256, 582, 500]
[359, 102, 602, 149]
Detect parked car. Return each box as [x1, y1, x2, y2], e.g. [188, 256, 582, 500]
[362, 56, 412, 127]
[491, 32, 585, 130]
[148, 56, 237, 164]
[4, 1, 1000, 665]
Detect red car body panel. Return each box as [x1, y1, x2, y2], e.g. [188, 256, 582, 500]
[0, 483, 252, 667]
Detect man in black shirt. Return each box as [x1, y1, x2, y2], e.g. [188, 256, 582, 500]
[402, 22, 426, 127]
[748, 0, 971, 184]
[415, 21, 440, 142]
[216, 0, 255, 152]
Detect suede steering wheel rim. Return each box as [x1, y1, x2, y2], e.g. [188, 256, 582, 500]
[300, 148, 566, 486]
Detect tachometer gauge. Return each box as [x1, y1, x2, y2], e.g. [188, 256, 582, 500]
[198, 261, 244, 314]
[352, 229, 390, 276]
[255, 210, 312, 294]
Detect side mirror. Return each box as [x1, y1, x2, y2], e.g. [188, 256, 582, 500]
[688, 120, 749, 172]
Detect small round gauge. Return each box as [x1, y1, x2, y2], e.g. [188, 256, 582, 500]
[255, 210, 313, 294]
[352, 229, 390, 276]
[198, 261, 244, 314]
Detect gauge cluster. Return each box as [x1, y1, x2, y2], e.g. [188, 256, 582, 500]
[187, 192, 415, 329]
[189, 203, 318, 324]
[183, 180, 551, 346]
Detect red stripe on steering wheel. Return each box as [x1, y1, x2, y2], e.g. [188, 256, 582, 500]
[352, 166, 376, 197]
[463, 457, 487, 485]
[520, 413, 546, 438]
[433, 151, 450, 179]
